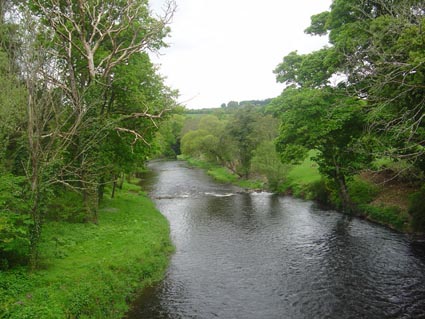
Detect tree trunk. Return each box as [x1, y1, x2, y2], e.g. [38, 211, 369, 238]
[98, 176, 105, 204]
[111, 174, 117, 199]
[118, 173, 124, 189]
[333, 155, 353, 215]
[29, 205, 41, 271]
[336, 174, 353, 214]
[28, 173, 42, 271]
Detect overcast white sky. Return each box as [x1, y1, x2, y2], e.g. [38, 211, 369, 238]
[149, 0, 332, 109]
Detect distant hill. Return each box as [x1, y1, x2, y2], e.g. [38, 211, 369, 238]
[186, 98, 273, 114]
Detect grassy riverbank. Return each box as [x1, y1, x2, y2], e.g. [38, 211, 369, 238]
[182, 156, 263, 189]
[181, 156, 417, 233]
[0, 181, 173, 318]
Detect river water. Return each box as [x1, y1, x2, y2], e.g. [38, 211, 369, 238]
[125, 160, 425, 319]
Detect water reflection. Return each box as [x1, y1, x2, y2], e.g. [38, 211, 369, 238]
[126, 161, 425, 319]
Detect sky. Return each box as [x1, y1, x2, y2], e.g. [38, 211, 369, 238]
[149, 0, 332, 109]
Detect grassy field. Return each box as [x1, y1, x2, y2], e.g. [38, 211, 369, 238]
[0, 182, 173, 318]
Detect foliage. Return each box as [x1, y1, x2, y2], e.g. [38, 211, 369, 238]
[274, 48, 339, 88]
[347, 177, 380, 206]
[45, 190, 86, 223]
[306, 179, 331, 206]
[281, 152, 322, 197]
[304, 0, 425, 169]
[0, 0, 177, 268]
[361, 204, 408, 232]
[251, 141, 288, 191]
[272, 87, 369, 212]
[179, 106, 282, 182]
[0, 182, 173, 318]
[408, 187, 425, 232]
[225, 108, 261, 177]
[0, 174, 31, 265]
[180, 114, 235, 168]
[183, 156, 263, 189]
[271, 0, 425, 218]
[154, 112, 185, 158]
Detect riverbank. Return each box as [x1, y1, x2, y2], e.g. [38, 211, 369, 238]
[0, 181, 173, 318]
[181, 156, 417, 233]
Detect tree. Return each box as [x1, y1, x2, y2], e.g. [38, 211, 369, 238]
[0, 0, 177, 269]
[180, 115, 226, 163]
[272, 0, 425, 210]
[272, 87, 368, 213]
[225, 108, 261, 178]
[251, 141, 288, 191]
[0, 31, 30, 266]
[153, 112, 185, 158]
[303, 0, 425, 168]
[274, 48, 339, 88]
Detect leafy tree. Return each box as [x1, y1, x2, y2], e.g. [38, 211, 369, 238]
[0, 45, 29, 264]
[274, 48, 340, 89]
[180, 115, 227, 163]
[180, 109, 281, 180]
[272, 87, 368, 213]
[0, 0, 177, 269]
[227, 101, 239, 108]
[0, 6, 37, 267]
[273, 0, 425, 211]
[251, 141, 288, 191]
[225, 108, 262, 178]
[0, 174, 31, 266]
[154, 112, 185, 158]
[303, 0, 425, 169]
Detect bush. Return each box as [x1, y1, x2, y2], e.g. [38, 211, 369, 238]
[46, 191, 86, 223]
[408, 188, 425, 232]
[307, 179, 331, 205]
[0, 174, 31, 266]
[347, 177, 379, 206]
[361, 204, 408, 231]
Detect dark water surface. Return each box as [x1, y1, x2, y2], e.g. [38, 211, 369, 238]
[126, 161, 425, 319]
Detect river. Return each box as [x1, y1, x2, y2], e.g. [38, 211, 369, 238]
[125, 160, 425, 319]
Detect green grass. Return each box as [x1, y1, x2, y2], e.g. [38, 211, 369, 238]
[282, 153, 322, 197]
[181, 156, 264, 189]
[360, 204, 409, 232]
[0, 182, 173, 318]
[207, 166, 238, 184]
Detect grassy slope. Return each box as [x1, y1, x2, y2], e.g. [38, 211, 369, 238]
[0, 182, 173, 318]
[183, 156, 263, 189]
[283, 154, 322, 196]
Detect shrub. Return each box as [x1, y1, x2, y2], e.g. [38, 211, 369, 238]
[307, 179, 331, 206]
[361, 204, 408, 231]
[0, 174, 31, 266]
[347, 177, 379, 206]
[46, 191, 86, 223]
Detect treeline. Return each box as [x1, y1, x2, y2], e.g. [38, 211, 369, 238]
[0, 0, 177, 269]
[164, 0, 425, 232]
[177, 107, 286, 190]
